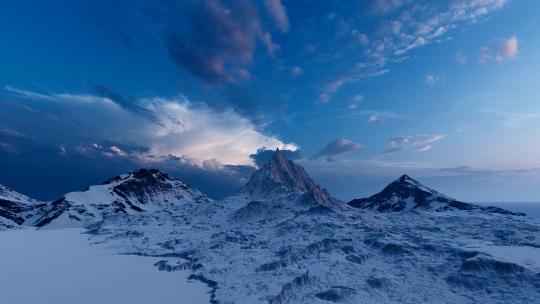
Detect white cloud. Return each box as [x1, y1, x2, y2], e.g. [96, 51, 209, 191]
[497, 36, 519, 62]
[478, 36, 519, 63]
[425, 74, 440, 86]
[110, 146, 127, 157]
[7, 87, 297, 166]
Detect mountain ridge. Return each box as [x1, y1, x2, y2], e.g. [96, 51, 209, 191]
[1, 154, 527, 228]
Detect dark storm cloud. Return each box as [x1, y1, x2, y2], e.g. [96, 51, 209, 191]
[249, 148, 301, 167]
[92, 85, 161, 123]
[164, 0, 275, 83]
[314, 138, 362, 161]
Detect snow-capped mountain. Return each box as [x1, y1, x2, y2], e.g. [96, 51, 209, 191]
[348, 174, 524, 215]
[0, 184, 47, 229]
[33, 168, 210, 228]
[1, 152, 539, 303]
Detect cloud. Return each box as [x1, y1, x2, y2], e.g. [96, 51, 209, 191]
[7, 86, 297, 166]
[0, 138, 255, 200]
[165, 0, 279, 83]
[92, 85, 160, 122]
[290, 66, 303, 76]
[371, 0, 405, 15]
[319, 0, 507, 102]
[503, 113, 540, 128]
[358, 110, 399, 125]
[425, 74, 440, 86]
[384, 134, 445, 153]
[263, 0, 289, 32]
[481, 108, 540, 128]
[249, 147, 301, 167]
[497, 36, 519, 61]
[455, 51, 468, 64]
[348, 95, 363, 109]
[478, 36, 519, 63]
[315, 138, 363, 161]
[5, 86, 113, 106]
[109, 145, 128, 157]
[0, 128, 29, 139]
[318, 78, 346, 103]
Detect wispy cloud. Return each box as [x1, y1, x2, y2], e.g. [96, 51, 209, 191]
[482, 108, 540, 128]
[357, 110, 399, 125]
[348, 95, 363, 109]
[383, 134, 446, 153]
[455, 51, 468, 64]
[319, 0, 507, 102]
[371, 0, 405, 15]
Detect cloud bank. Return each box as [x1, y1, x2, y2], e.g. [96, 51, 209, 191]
[6, 86, 296, 166]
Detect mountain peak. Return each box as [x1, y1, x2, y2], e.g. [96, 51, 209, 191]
[33, 168, 210, 228]
[241, 150, 339, 206]
[348, 175, 458, 212]
[243, 150, 317, 195]
[348, 175, 523, 215]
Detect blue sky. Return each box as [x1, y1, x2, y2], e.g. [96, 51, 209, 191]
[1, 0, 539, 202]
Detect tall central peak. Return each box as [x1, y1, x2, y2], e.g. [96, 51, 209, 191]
[241, 149, 326, 199]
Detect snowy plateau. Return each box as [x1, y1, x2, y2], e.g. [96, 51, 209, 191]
[1, 150, 540, 304]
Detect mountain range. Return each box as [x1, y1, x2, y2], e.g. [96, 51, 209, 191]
[1, 149, 539, 303]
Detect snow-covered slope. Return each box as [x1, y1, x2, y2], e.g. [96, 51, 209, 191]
[3, 152, 539, 303]
[0, 184, 47, 229]
[348, 174, 524, 215]
[33, 169, 210, 228]
[68, 153, 539, 304]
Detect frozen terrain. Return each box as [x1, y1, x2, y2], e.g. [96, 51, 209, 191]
[1, 150, 539, 303]
[0, 228, 210, 304]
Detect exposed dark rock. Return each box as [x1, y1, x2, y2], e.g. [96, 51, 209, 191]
[345, 254, 368, 265]
[366, 277, 391, 289]
[314, 286, 355, 302]
[460, 256, 525, 274]
[381, 243, 410, 255]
